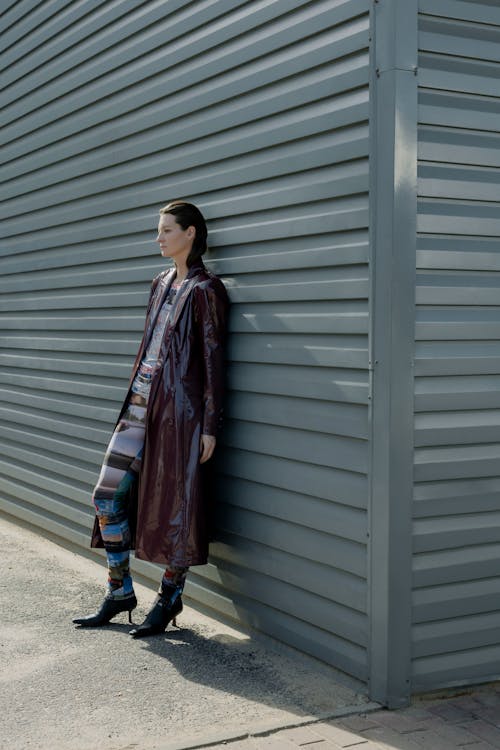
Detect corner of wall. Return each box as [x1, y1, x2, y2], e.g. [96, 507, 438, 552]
[367, 0, 418, 709]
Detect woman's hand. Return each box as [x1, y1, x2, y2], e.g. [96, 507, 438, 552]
[200, 433, 216, 463]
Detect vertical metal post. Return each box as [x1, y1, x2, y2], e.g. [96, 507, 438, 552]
[367, 0, 418, 708]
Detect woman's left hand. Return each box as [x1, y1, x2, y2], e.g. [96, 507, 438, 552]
[200, 434, 216, 463]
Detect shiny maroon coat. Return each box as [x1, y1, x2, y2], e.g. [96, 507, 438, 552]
[90, 259, 230, 566]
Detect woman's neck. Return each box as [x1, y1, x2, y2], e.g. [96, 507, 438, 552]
[173, 260, 189, 284]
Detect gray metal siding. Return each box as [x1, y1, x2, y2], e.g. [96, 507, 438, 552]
[0, 0, 371, 681]
[413, 0, 500, 690]
[368, 0, 417, 707]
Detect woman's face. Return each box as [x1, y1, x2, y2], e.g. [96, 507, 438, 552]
[156, 213, 195, 261]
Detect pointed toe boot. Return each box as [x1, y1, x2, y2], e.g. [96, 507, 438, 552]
[73, 592, 137, 627]
[129, 591, 182, 639]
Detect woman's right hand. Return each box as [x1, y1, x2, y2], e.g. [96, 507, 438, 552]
[199, 434, 216, 463]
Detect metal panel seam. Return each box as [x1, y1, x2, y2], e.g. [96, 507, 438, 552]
[367, 0, 418, 708]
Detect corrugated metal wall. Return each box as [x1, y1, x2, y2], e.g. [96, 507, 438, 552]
[412, 0, 500, 690]
[367, 0, 417, 708]
[0, 0, 371, 682]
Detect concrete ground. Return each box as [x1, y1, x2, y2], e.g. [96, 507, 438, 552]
[2, 512, 500, 750]
[0, 513, 372, 750]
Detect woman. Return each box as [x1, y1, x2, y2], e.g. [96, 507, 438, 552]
[73, 201, 230, 638]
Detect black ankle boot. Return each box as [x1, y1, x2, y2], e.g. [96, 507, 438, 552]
[129, 588, 182, 639]
[73, 592, 137, 627]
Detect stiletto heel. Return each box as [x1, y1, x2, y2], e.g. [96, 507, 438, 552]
[129, 588, 182, 638]
[73, 592, 137, 627]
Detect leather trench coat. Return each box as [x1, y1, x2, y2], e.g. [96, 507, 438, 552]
[90, 258, 230, 566]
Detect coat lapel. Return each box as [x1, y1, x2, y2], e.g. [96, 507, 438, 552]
[111, 262, 206, 435]
[146, 260, 205, 344]
[145, 268, 176, 342]
[146, 260, 206, 406]
[166, 270, 201, 332]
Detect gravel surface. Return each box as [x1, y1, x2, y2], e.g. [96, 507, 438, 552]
[0, 514, 370, 750]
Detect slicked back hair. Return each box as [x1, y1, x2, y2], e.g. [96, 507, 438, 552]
[159, 200, 208, 268]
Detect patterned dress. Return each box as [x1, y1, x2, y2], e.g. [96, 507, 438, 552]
[91, 280, 188, 596]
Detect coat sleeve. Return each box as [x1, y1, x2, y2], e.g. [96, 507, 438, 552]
[194, 277, 230, 437]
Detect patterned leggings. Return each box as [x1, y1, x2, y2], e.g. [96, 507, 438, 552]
[92, 400, 188, 598]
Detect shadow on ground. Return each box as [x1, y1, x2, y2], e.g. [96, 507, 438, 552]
[0, 513, 371, 750]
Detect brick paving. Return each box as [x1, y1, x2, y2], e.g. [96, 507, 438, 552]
[208, 683, 500, 750]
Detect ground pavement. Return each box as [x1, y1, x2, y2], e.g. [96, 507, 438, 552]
[1, 511, 499, 750]
[206, 689, 500, 750]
